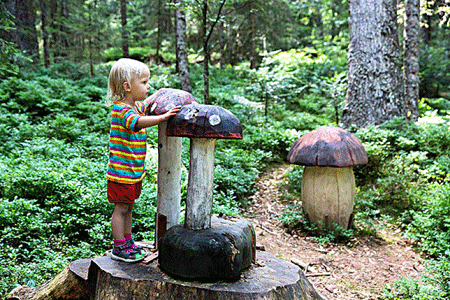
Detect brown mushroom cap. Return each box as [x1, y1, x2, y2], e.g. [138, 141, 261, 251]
[146, 88, 198, 115]
[166, 103, 243, 139]
[287, 126, 368, 167]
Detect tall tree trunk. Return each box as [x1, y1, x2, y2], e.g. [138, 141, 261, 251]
[40, 0, 50, 68]
[120, 0, 129, 58]
[156, 0, 162, 64]
[5, 0, 39, 64]
[249, 0, 257, 69]
[49, 0, 58, 60]
[175, 0, 192, 92]
[202, 0, 210, 104]
[404, 0, 420, 120]
[341, 0, 406, 128]
[88, 2, 94, 76]
[218, 21, 226, 69]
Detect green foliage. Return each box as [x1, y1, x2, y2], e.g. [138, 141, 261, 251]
[1, 43, 450, 298]
[383, 258, 450, 300]
[419, 42, 450, 98]
[402, 184, 450, 257]
[279, 203, 353, 245]
[214, 147, 271, 203]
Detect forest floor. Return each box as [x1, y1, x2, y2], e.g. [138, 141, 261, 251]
[241, 164, 426, 300]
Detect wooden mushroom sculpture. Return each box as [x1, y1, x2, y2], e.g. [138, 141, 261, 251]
[166, 103, 243, 229]
[146, 88, 198, 244]
[158, 103, 256, 281]
[287, 126, 368, 231]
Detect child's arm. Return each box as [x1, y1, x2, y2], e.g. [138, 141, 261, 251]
[135, 106, 181, 130]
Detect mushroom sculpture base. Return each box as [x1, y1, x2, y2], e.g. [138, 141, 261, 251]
[159, 215, 256, 281]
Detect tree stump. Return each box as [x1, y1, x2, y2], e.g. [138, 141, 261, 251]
[87, 251, 323, 300]
[6, 259, 91, 300]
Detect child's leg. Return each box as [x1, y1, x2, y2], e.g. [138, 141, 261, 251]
[124, 203, 133, 236]
[110, 203, 144, 262]
[111, 203, 133, 240]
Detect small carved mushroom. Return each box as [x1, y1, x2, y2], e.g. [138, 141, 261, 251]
[146, 88, 198, 244]
[166, 103, 243, 230]
[287, 126, 368, 230]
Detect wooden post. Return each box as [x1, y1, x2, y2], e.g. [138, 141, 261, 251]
[156, 121, 182, 245]
[185, 138, 216, 230]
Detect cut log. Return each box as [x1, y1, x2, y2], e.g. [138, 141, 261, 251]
[87, 251, 324, 300]
[6, 259, 91, 300]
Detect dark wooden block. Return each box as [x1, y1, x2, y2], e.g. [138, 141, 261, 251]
[158, 215, 255, 280]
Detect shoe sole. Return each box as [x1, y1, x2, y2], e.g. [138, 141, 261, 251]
[108, 250, 146, 263]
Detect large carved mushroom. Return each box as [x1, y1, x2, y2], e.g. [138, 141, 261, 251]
[166, 103, 243, 229]
[145, 88, 198, 244]
[158, 103, 256, 281]
[287, 126, 368, 231]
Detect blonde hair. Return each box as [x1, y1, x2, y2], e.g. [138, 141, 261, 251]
[106, 58, 149, 106]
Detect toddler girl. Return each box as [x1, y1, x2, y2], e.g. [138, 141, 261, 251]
[106, 58, 180, 262]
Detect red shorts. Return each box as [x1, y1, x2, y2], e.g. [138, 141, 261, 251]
[107, 180, 143, 204]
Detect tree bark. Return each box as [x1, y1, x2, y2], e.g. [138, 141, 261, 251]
[175, 0, 192, 92]
[404, 0, 420, 120]
[120, 0, 129, 58]
[341, 0, 406, 128]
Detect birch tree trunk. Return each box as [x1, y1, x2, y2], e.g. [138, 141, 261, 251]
[341, 0, 406, 128]
[404, 0, 420, 120]
[176, 0, 192, 92]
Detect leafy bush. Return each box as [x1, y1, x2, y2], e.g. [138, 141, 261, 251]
[402, 184, 450, 257]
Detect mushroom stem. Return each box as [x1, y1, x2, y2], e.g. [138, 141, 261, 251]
[185, 138, 216, 230]
[156, 121, 182, 243]
[301, 166, 355, 231]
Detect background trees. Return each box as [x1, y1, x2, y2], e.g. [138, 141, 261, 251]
[2, 1, 450, 298]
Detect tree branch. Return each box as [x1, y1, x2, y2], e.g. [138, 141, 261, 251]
[205, 0, 227, 46]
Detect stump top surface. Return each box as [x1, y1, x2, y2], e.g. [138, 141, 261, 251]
[69, 258, 93, 280]
[93, 251, 300, 293]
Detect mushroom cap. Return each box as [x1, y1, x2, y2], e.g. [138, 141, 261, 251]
[287, 126, 368, 167]
[146, 88, 198, 115]
[166, 103, 243, 139]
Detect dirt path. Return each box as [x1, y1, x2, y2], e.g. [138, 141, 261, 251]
[241, 165, 425, 300]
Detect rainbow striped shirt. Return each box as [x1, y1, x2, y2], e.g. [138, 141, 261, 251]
[106, 101, 148, 184]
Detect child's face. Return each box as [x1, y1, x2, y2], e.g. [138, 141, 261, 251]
[128, 68, 150, 101]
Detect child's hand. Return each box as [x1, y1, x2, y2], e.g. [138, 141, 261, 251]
[164, 106, 181, 120]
